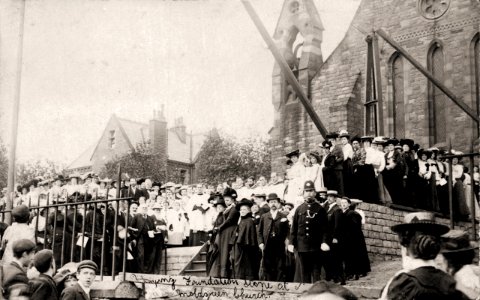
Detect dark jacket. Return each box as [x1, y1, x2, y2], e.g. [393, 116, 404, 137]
[325, 202, 342, 243]
[387, 266, 469, 300]
[130, 214, 155, 239]
[290, 200, 328, 252]
[122, 187, 149, 201]
[60, 282, 90, 300]
[30, 274, 59, 300]
[257, 211, 289, 248]
[2, 261, 29, 298]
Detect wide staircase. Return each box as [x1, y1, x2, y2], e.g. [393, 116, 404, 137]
[178, 243, 208, 277]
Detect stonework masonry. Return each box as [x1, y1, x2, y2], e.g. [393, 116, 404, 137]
[270, 0, 480, 173]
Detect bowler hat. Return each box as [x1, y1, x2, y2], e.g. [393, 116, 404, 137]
[285, 149, 300, 158]
[12, 239, 36, 256]
[304, 180, 315, 191]
[235, 198, 253, 210]
[34, 249, 54, 273]
[77, 260, 98, 272]
[391, 212, 450, 235]
[440, 230, 478, 253]
[266, 193, 280, 202]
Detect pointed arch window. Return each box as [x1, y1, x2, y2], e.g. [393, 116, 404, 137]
[428, 43, 447, 145]
[391, 54, 405, 138]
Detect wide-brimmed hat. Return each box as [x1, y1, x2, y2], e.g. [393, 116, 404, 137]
[283, 202, 295, 209]
[223, 187, 237, 199]
[360, 135, 374, 143]
[266, 193, 280, 202]
[235, 198, 253, 210]
[372, 137, 386, 145]
[321, 140, 332, 149]
[440, 230, 478, 253]
[338, 130, 350, 139]
[386, 138, 399, 146]
[417, 148, 432, 159]
[391, 212, 450, 235]
[285, 149, 300, 158]
[214, 198, 226, 207]
[309, 151, 321, 161]
[399, 138, 415, 149]
[351, 135, 361, 143]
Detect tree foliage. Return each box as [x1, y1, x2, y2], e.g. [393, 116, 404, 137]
[16, 160, 66, 185]
[0, 139, 8, 190]
[100, 141, 167, 182]
[195, 131, 271, 184]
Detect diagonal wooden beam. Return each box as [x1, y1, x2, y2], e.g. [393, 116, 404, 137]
[241, 0, 328, 138]
[376, 28, 480, 123]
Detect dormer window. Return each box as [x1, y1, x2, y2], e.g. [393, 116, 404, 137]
[109, 130, 116, 149]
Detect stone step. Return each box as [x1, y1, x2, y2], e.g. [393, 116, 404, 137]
[190, 260, 207, 270]
[183, 268, 206, 277]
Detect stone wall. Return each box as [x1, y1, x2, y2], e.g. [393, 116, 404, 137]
[360, 202, 478, 260]
[270, 0, 480, 173]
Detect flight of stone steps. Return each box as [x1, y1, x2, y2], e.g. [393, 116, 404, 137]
[179, 244, 208, 277]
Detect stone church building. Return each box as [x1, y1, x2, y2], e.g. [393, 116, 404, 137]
[66, 109, 205, 184]
[269, 0, 480, 172]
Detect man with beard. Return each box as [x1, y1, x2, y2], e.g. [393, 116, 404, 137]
[130, 204, 156, 273]
[258, 193, 289, 282]
[150, 203, 167, 274]
[290, 181, 329, 283]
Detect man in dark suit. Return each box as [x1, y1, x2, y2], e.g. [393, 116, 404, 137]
[30, 249, 58, 300]
[290, 181, 330, 283]
[61, 260, 97, 300]
[324, 190, 345, 285]
[2, 239, 35, 299]
[258, 193, 289, 282]
[130, 204, 155, 273]
[122, 178, 148, 201]
[254, 193, 270, 216]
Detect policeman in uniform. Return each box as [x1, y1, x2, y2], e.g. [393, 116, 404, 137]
[290, 180, 330, 283]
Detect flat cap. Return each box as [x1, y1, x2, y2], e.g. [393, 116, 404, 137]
[34, 249, 54, 273]
[12, 239, 36, 255]
[77, 260, 98, 272]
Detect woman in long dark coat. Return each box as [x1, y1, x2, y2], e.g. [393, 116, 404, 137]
[230, 199, 259, 280]
[47, 208, 72, 269]
[339, 197, 370, 280]
[217, 188, 239, 278]
[382, 139, 406, 206]
[400, 139, 418, 208]
[207, 198, 226, 277]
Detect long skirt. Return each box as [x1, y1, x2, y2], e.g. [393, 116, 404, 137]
[453, 179, 470, 221]
[231, 244, 259, 280]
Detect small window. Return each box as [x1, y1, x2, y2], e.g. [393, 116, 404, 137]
[109, 130, 116, 149]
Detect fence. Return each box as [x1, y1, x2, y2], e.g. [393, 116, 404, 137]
[0, 193, 168, 281]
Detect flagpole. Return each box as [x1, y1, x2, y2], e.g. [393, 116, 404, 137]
[6, 0, 27, 225]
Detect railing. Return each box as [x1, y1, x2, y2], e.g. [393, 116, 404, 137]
[0, 194, 168, 281]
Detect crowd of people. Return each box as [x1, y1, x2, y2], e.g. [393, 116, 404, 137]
[282, 130, 480, 221]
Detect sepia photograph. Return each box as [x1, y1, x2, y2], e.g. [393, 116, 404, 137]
[0, 0, 479, 299]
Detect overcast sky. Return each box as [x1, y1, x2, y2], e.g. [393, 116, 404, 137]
[0, 0, 360, 165]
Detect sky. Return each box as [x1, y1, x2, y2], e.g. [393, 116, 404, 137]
[0, 0, 360, 166]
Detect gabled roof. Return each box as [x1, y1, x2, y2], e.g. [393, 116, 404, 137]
[67, 144, 95, 170]
[67, 114, 206, 170]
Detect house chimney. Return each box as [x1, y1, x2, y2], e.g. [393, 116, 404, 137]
[173, 117, 187, 143]
[149, 106, 168, 177]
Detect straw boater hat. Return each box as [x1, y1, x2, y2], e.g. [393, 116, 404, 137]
[391, 212, 450, 235]
[440, 230, 478, 253]
[326, 190, 338, 196]
[372, 137, 386, 145]
[361, 135, 374, 143]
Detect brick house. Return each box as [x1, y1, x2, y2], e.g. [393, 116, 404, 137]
[270, 0, 480, 173]
[66, 109, 206, 184]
